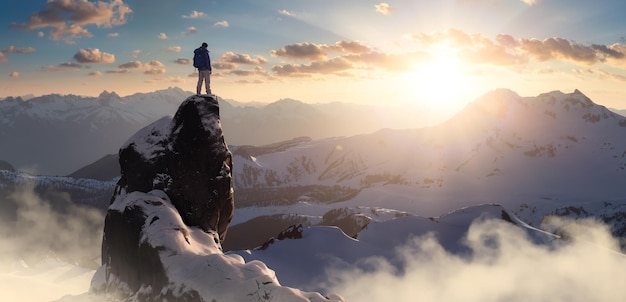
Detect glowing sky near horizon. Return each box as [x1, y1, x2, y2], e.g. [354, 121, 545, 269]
[1, 0, 626, 114]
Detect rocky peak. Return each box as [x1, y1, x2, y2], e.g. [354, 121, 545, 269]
[93, 94, 339, 301]
[115, 94, 234, 240]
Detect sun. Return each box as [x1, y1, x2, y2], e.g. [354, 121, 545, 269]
[403, 49, 477, 111]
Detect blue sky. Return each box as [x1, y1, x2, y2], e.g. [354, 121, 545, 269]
[1, 0, 626, 113]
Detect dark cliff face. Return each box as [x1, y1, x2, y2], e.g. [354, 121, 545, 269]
[114, 95, 233, 241]
[93, 95, 337, 301]
[97, 95, 233, 299]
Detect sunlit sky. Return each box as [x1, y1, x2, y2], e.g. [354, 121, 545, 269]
[1, 0, 626, 114]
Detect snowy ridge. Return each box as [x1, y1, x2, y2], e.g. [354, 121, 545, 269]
[0, 87, 189, 126]
[0, 87, 194, 175]
[228, 89, 626, 243]
[0, 170, 116, 191]
[231, 204, 557, 292]
[232, 89, 626, 193]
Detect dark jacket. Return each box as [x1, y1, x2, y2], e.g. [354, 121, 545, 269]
[194, 47, 212, 71]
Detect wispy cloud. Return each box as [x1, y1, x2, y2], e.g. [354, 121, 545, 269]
[271, 42, 329, 60]
[219, 52, 268, 65]
[9, 0, 132, 43]
[144, 68, 166, 75]
[0, 188, 104, 267]
[1, 46, 36, 53]
[268, 40, 430, 77]
[278, 9, 295, 17]
[214, 20, 229, 27]
[182, 10, 206, 19]
[226, 66, 271, 78]
[166, 46, 182, 53]
[158, 33, 168, 40]
[574, 68, 626, 82]
[174, 58, 191, 65]
[270, 41, 373, 61]
[521, 0, 540, 5]
[0, 53, 7, 63]
[375, 3, 393, 15]
[115, 60, 166, 75]
[0, 188, 104, 301]
[105, 69, 129, 74]
[271, 57, 354, 77]
[118, 60, 164, 69]
[409, 28, 626, 67]
[9, 71, 19, 77]
[39, 64, 81, 72]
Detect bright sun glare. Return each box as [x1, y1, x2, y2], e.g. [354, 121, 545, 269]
[404, 49, 476, 111]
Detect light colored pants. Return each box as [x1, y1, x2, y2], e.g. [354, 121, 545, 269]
[196, 69, 212, 94]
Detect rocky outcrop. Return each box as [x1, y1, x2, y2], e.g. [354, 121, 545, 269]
[92, 189, 339, 301]
[114, 95, 234, 241]
[92, 95, 341, 301]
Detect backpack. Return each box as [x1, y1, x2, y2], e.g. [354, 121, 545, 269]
[193, 49, 201, 68]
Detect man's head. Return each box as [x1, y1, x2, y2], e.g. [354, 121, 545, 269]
[201, 42, 208, 48]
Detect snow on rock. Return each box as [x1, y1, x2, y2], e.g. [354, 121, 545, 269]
[94, 94, 342, 301]
[233, 204, 554, 292]
[92, 190, 340, 301]
[117, 95, 233, 240]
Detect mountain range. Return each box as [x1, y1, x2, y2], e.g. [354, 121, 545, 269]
[2, 88, 624, 248]
[2, 88, 626, 301]
[0, 87, 438, 176]
[223, 89, 626, 249]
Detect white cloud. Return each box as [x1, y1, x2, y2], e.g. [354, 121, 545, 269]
[2, 46, 36, 53]
[0, 188, 104, 301]
[158, 32, 168, 40]
[327, 218, 626, 302]
[521, 0, 539, 5]
[182, 10, 206, 19]
[214, 20, 229, 27]
[279, 9, 295, 17]
[9, 0, 132, 43]
[0, 188, 104, 269]
[73, 48, 115, 64]
[375, 3, 393, 15]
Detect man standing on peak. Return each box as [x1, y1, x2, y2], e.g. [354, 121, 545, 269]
[194, 42, 212, 95]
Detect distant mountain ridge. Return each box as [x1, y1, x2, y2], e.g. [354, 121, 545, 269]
[232, 88, 626, 192]
[0, 87, 190, 175]
[227, 88, 626, 242]
[2, 88, 625, 255]
[0, 87, 438, 175]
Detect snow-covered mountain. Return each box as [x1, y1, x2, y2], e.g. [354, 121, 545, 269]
[0, 87, 190, 175]
[228, 89, 626, 245]
[0, 88, 435, 176]
[3, 88, 623, 246]
[2, 89, 626, 301]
